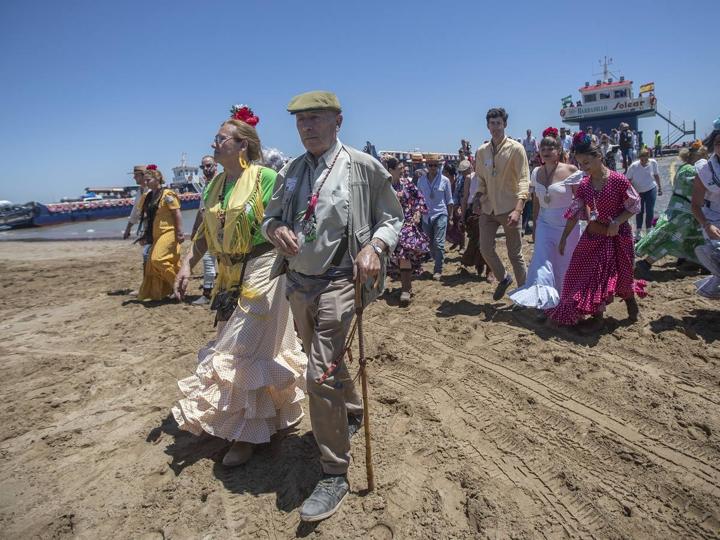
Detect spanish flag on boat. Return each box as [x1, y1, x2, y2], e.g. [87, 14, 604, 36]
[639, 82, 655, 94]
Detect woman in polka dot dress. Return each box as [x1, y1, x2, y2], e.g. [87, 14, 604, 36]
[546, 132, 647, 331]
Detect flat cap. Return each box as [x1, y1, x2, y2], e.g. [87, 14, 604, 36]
[132, 165, 147, 173]
[287, 90, 342, 114]
[458, 160, 472, 172]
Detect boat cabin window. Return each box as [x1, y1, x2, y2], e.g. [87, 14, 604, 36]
[614, 89, 628, 98]
[599, 92, 611, 100]
[584, 93, 597, 103]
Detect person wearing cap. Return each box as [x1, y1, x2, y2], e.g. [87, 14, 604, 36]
[124, 165, 148, 241]
[475, 107, 530, 300]
[263, 90, 402, 522]
[124, 165, 150, 297]
[417, 155, 453, 280]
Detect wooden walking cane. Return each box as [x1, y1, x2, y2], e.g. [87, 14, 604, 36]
[352, 280, 375, 492]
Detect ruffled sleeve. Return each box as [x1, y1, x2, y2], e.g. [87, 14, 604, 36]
[163, 190, 181, 211]
[407, 179, 428, 215]
[563, 180, 589, 220]
[564, 170, 585, 186]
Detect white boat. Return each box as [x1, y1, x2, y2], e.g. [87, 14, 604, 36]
[559, 57, 656, 134]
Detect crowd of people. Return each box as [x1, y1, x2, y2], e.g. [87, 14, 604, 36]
[120, 93, 720, 523]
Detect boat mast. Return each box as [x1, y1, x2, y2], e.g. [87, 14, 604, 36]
[595, 56, 617, 83]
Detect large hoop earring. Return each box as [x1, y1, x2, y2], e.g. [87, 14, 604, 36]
[239, 155, 249, 169]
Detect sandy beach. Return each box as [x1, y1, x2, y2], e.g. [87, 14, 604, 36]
[1, 239, 719, 539]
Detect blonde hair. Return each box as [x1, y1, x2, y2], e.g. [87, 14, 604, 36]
[223, 119, 263, 162]
[143, 168, 164, 184]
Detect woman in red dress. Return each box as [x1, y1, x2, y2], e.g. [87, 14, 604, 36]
[547, 132, 647, 331]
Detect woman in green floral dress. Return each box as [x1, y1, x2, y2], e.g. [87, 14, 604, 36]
[635, 142, 708, 278]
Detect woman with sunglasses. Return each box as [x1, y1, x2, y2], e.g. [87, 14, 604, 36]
[171, 105, 306, 467]
[137, 165, 184, 300]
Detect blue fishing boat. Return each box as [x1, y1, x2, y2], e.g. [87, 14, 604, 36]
[0, 154, 202, 229]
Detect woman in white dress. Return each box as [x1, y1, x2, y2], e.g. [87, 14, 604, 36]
[510, 128, 584, 314]
[172, 106, 307, 467]
[690, 123, 720, 298]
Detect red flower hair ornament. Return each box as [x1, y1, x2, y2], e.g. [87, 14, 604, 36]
[146, 164, 158, 170]
[542, 127, 559, 139]
[230, 104, 260, 127]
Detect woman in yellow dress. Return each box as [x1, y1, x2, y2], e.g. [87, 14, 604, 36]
[138, 165, 184, 300]
[172, 105, 307, 466]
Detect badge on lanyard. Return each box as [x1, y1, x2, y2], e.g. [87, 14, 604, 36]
[300, 193, 319, 242]
[298, 149, 342, 244]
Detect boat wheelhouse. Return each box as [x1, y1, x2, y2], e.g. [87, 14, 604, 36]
[560, 75, 656, 134]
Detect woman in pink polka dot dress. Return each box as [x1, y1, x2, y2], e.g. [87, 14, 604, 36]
[547, 132, 647, 330]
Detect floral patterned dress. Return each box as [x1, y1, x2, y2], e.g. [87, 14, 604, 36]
[547, 171, 647, 325]
[390, 177, 431, 273]
[635, 163, 703, 263]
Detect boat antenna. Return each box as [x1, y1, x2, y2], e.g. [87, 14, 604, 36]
[593, 56, 618, 83]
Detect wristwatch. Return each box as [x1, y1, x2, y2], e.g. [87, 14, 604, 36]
[369, 241, 384, 256]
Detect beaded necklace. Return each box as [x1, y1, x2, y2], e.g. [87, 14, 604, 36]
[299, 148, 342, 242]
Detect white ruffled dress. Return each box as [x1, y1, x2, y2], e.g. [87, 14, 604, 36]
[509, 169, 584, 310]
[171, 251, 307, 443]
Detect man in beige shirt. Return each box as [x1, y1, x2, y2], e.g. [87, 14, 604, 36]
[263, 90, 402, 522]
[475, 107, 530, 300]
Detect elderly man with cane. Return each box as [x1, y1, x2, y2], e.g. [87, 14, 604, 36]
[263, 91, 402, 522]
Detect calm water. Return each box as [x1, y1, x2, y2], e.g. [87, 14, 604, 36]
[0, 209, 199, 241]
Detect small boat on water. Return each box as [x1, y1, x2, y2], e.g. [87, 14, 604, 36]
[0, 155, 203, 229]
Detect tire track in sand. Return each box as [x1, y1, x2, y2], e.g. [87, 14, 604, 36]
[374, 334, 610, 537]
[372, 323, 720, 495]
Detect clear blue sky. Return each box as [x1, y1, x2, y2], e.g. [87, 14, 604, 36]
[1, 0, 718, 203]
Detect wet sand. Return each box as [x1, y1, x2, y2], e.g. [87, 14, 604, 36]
[0, 238, 719, 539]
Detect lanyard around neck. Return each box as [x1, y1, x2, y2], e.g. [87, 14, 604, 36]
[302, 148, 342, 222]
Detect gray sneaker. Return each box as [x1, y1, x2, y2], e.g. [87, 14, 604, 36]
[192, 295, 211, 306]
[299, 475, 349, 522]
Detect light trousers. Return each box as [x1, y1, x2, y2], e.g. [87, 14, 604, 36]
[286, 271, 363, 475]
[478, 211, 527, 286]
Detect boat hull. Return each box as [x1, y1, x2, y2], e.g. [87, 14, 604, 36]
[2, 196, 200, 229]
